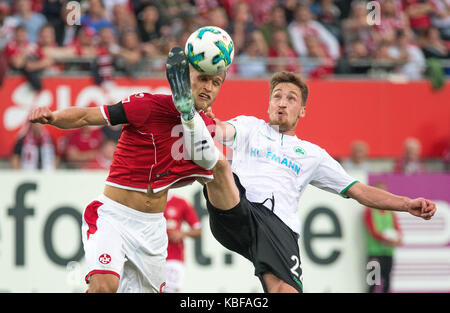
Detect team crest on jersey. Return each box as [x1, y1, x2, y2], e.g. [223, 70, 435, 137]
[294, 146, 306, 155]
[98, 253, 111, 265]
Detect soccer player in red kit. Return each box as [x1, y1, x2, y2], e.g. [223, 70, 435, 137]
[164, 194, 201, 292]
[28, 47, 226, 293]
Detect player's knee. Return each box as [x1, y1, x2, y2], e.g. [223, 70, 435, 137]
[88, 275, 119, 293]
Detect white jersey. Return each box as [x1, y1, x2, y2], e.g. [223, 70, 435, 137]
[224, 116, 357, 234]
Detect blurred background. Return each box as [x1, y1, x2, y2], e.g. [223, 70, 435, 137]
[0, 0, 449, 293]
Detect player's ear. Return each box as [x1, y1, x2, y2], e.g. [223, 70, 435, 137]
[299, 105, 306, 118]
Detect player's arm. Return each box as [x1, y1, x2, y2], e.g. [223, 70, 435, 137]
[345, 182, 436, 220]
[204, 107, 236, 144]
[29, 106, 107, 129]
[183, 227, 202, 239]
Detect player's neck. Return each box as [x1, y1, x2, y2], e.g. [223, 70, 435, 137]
[269, 123, 297, 137]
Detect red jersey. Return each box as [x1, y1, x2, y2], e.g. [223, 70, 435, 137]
[66, 128, 104, 153]
[101, 92, 215, 193]
[164, 195, 201, 262]
[4, 40, 40, 59]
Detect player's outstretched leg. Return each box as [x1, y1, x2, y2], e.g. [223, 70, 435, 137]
[166, 47, 195, 121]
[166, 47, 219, 170]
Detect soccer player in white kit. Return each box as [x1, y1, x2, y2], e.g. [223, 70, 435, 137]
[171, 68, 437, 293]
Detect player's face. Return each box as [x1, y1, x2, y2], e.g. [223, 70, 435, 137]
[190, 68, 225, 111]
[268, 82, 305, 135]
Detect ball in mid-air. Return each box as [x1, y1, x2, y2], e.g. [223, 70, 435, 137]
[185, 26, 234, 75]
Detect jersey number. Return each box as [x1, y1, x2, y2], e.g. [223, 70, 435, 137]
[290, 255, 300, 277]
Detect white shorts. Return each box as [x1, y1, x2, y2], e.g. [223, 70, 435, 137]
[165, 260, 185, 293]
[81, 194, 168, 293]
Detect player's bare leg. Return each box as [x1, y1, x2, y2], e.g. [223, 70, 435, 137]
[204, 155, 240, 210]
[205, 155, 240, 210]
[87, 273, 119, 293]
[262, 273, 299, 293]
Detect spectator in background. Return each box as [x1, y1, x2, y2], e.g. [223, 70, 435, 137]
[11, 122, 58, 170]
[116, 30, 143, 78]
[69, 26, 97, 58]
[341, 140, 371, 172]
[83, 139, 117, 170]
[288, 4, 340, 61]
[388, 29, 426, 79]
[237, 34, 267, 77]
[227, 2, 256, 56]
[178, 3, 205, 35]
[11, 0, 47, 43]
[130, 0, 160, 17]
[92, 26, 119, 85]
[267, 29, 300, 73]
[137, 4, 163, 45]
[364, 182, 402, 293]
[58, 1, 81, 47]
[260, 5, 290, 49]
[419, 27, 450, 59]
[35, 23, 61, 74]
[312, 0, 342, 43]
[41, 0, 64, 45]
[303, 35, 335, 78]
[394, 137, 426, 174]
[402, 0, 436, 35]
[335, 40, 372, 75]
[193, 0, 220, 17]
[205, 6, 229, 34]
[64, 126, 104, 168]
[373, 40, 398, 74]
[111, 3, 138, 39]
[102, 0, 130, 20]
[283, 0, 298, 25]
[80, 0, 113, 34]
[249, 0, 276, 27]
[374, 0, 408, 44]
[0, 2, 18, 87]
[5, 24, 52, 91]
[341, 1, 377, 57]
[0, 2, 17, 48]
[431, 0, 450, 40]
[164, 193, 202, 293]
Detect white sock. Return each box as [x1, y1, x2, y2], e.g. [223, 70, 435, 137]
[181, 111, 219, 170]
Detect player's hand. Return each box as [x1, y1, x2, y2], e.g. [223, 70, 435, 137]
[406, 197, 436, 220]
[29, 106, 55, 124]
[168, 230, 185, 243]
[204, 107, 215, 120]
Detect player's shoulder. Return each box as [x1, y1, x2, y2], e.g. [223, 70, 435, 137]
[124, 92, 171, 103]
[228, 115, 264, 126]
[294, 138, 327, 157]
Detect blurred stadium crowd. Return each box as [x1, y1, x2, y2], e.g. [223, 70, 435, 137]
[1, 0, 449, 171]
[0, 0, 449, 87]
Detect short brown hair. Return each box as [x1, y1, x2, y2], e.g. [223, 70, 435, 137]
[269, 71, 309, 106]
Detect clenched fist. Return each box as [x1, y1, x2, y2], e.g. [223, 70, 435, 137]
[407, 197, 437, 220]
[29, 106, 55, 124]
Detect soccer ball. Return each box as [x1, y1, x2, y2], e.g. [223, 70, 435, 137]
[185, 26, 234, 75]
